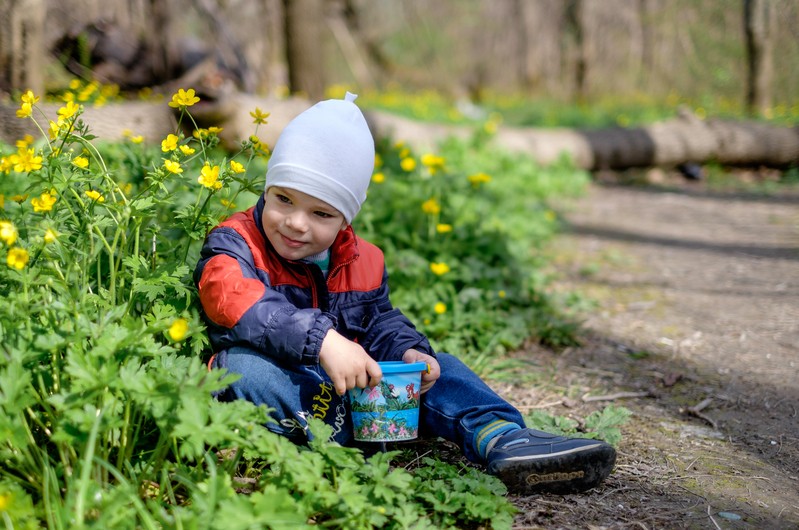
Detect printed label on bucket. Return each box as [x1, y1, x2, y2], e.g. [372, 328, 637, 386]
[349, 362, 425, 442]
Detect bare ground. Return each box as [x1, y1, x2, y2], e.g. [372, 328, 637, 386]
[503, 174, 799, 529]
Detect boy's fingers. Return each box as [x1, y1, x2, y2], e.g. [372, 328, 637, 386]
[366, 358, 382, 387]
[333, 376, 347, 396]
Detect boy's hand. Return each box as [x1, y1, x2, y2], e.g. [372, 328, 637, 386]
[319, 329, 382, 396]
[402, 349, 440, 393]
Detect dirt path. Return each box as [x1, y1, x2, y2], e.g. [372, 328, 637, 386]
[508, 179, 799, 529]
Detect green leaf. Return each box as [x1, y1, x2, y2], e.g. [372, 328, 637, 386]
[584, 405, 632, 446]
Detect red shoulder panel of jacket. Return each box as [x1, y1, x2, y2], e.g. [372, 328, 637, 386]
[219, 207, 268, 270]
[329, 234, 385, 293]
[198, 254, 266, 328]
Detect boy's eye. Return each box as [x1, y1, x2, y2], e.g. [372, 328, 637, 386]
[314, 211, 333, 218]
[276, 194, 291, 204]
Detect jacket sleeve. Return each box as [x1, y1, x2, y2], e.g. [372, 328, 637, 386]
[194, 227, 334, 365]
[359, 267, 435, 362]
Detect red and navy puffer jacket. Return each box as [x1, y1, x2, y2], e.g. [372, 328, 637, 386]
[193, 195, 434, 366]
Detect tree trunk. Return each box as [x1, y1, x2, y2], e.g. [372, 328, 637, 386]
[282, 0, 325, 101]
[0, 0, 46, 95]
[564, 0, 588, 102]
[744, 0, 775, 116]
[325, 0, 376, 91]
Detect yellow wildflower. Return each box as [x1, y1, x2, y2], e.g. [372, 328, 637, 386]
[208, 126, 223, 134]
[163, 159, 183, 174]
[229, 160, 245, 174]
[421, 153, 445, 174]
[0, 157, 12, 173]
[31, 192, 56, 213]
[372, 172, 385, 183]
[16, 102, 32, 118]
[161, 134, 179, 152]
[374, 153, 383, 167]
[11, 194, 28, 203]
[421, 198, 441, 215]
[72, 156, 89, 169]
[193, 128, 209, 140]
[436, 223, 453, 233]
[48, 120, 61, 140]
[179, 144, 195, 155]
[131, 135, 144, 144]
[7, 247, 29, 270]
[220, 198, 236, 209]
[16, 135, 34, 148]
[21, 90, 39, 106]
[498, 290, 506, 298]
[400, 157, 416, 172]
[85, 190, 105, 203]
[250, 108, 270, 124]
[44, 228, 58, 244]
[13, 148, 43, 172]
[168, 88, 200, 109]
[168, 318, 189, 341]
[434, 302, 447, 314]
[468, 172, 492, 187]
[78, 82, 97, 102]
[198, 163, 222, 189]
[0, 221, 18, 245]
[430, 262, 450, 276]
[483, 113, 502, 134]
[57, 101, 80, 122]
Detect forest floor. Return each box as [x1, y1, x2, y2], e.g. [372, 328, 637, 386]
[501, 171, 799, 529]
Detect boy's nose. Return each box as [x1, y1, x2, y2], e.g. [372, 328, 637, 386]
[285, 212, 308, 231]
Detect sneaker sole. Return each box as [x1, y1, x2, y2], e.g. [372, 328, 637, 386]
[488, 443, 617, 495]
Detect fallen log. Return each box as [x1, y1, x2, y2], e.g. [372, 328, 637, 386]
[0, 100, 176, 145]
[367, 106, 799, 170]
[2, 95, 797, 170]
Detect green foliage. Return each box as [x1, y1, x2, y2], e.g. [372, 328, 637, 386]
[354, 86, 799, 129]
[356, 133, 589, 369]
[410, 458, 517, 529]
[525, 405, 633, 447]
[0, 89, 599, 528]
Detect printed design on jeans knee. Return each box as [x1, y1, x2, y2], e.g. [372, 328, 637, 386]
[287, 382, 347, 439]
[278, 416, 307, 435]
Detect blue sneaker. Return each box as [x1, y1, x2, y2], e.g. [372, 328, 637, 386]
[486, 428, 616, 494]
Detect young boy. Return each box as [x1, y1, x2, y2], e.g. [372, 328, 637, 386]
[194, 93, 616, 495]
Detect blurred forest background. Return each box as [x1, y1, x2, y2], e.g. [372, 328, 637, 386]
[1, 0, 798, 124]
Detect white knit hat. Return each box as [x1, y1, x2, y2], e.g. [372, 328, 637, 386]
[264, 92, 375, 223]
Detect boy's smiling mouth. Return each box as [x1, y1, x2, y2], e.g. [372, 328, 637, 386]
[281, 234, 306, 248]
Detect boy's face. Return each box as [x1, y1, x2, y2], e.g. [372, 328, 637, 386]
[262, 186, 348, 261]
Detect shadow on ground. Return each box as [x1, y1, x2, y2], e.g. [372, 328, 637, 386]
[500, 180, 799, 529]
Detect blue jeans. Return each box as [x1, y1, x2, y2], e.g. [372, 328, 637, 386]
[212, 348, 525, 463]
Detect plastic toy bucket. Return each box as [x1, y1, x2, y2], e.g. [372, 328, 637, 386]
[349, 361, 427, 442]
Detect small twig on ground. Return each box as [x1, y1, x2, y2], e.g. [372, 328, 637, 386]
[402, 449, 433, 470]
[515, 400, 565, 410]
[707, 505, 722, 530]
[582, 391, 651, 402]
[682, 398, 719, 429]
